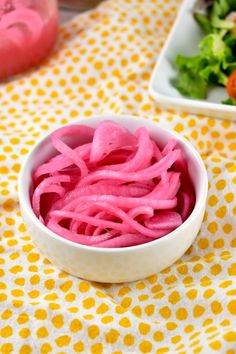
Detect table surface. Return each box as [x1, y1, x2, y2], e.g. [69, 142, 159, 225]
[60, 8, 78, 23]
[1, 2, 236, 353]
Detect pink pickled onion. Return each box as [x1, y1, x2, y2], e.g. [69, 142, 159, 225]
[78, 149, 181, 187]
[51, 126, 94, 178]
[32, 121, 195, 248]
[32, 175, 70, 217]
[144, 211, 182, 230]
[0, 8, 43, 43]
[0, 0, 33, 9]
[103, 127, 153, 171]
[33, 143, 91, 180]
[1, 27, 26, 47]
[95, 234, 151, 248]
[90, 120, 137, 163]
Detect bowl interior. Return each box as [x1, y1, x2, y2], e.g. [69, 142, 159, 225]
[20, 115, 207, 248]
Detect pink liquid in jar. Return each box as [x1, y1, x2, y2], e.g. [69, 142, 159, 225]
[0, 0, 59, 80]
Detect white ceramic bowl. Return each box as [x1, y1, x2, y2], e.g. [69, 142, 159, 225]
[18, 115, 208, 283]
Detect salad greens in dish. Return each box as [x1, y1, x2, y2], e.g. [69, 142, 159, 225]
[175, 0, 236, 105]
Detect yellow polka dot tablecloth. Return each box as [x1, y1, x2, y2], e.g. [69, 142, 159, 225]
[0, 0, 236, 353]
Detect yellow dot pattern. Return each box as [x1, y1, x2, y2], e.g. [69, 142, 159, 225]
[0, 0, 236, 352]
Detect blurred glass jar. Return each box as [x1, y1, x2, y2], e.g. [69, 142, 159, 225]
[0, 0, 59, 80]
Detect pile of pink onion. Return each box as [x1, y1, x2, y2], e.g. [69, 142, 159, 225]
[32, 121, 195, 248]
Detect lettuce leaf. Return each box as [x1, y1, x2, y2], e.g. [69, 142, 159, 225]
[194, 13, 212, 33]
[222, 97, 236, 104]
[210, 0, 234, 29]
[199, 33, 232, 59]
[175, 68, 208, 99]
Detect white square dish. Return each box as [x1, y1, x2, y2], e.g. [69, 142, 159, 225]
[149, 0, 236, 121]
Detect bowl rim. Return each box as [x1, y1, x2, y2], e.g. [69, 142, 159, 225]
[18, 114, 208, 254]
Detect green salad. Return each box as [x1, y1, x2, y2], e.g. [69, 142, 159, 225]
[175, 0, 236, 105]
